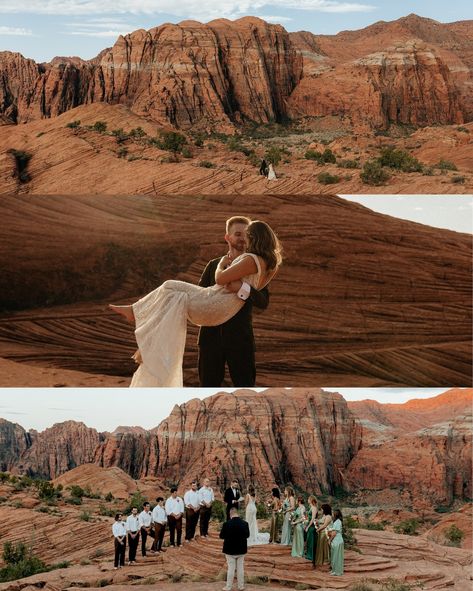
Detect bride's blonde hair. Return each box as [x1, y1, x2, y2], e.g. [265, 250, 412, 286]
[246, 221, 283, 272]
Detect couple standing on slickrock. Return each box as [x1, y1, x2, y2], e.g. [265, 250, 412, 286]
[110, 216, 282, 387]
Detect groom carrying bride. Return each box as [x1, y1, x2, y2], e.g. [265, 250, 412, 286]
[198, 216, 270, 387]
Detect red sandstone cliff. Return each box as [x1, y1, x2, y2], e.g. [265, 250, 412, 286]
[1, 389, 471, 506]
[0, 17, 302, 129]
[0, 15, 471, 130]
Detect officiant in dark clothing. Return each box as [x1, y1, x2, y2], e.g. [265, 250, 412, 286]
[220, 508, 250, 591]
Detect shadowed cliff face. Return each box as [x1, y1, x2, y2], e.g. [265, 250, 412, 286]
[0, 15, 471, 130]
[0, 17, 302, 129]
[0, 388, 471, 507]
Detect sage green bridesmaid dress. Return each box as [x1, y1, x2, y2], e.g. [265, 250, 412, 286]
[280, 499, 292, 545]
[291, 506, 305, 558]
[329, 519, 344, 575]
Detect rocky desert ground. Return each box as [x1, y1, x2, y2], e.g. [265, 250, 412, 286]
[0, 14, 472, 194]
[0, 195, 471, 387]
[0, 387, 471, 590]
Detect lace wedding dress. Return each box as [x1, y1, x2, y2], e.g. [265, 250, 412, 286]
[246, 496, 270, 546]
[130, 253, 267, 387]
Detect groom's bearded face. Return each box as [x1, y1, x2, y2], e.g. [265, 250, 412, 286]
[226, 223, 248, 253]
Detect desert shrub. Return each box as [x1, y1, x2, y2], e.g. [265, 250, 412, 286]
[337, 159, 360, 169]
[181, 146, 193, 158]
[104, 492, 114, 502]
[305, 148, 336, 164]
[193, 132, 205, 147]
[161, 153, 180, 163]
[66, 120, 81, 129]
[227, 136, 253, 157]
[96, 578, 111, 587]
[0, 542, 47, 583]
[92, 121, 107, 133]
[154, 130, 187, 153]
[360, 159, 391, 185]
[451, 175, 465, 184]
[393, 519, 419, 536]
[122, 490, 148, 515]
[360, 520, 384, 530]
[66, 496, 83, 505]
[37, 481, 61, 501]
[83, 487, 101, 499]
[422, 166, 434, 176]
[69, 485, 85, 498]
[8, 149, 32, 183]
[111, 128, 128, 143]
[265, 145, 286, 165]
[211, 500, 226, 522]
[247, 152, 260, 167]
[378, 147, 423, 172]
[444, 524, 464, 546]
[51, 561, 70, 570]
[90, 548, 105, 559]
[129, 127, 146, 139]
[0, 473, 11, 483]
[80, 511, 92, 522]
[456, 126, 469, 133]
[344, 521, 358, 550]
[436, 159, 457, 171]
[318, 171, 340, 184]
[199, 160, 217, 168]
[12, 501, 23, 509]
[435, 505, 451, 513]
[98, 504, 115, 517]
[117, 147, 128, 158]
[256, 502, 269, 519]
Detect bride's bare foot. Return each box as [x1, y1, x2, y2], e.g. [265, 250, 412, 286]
[109, 304, 135, 324]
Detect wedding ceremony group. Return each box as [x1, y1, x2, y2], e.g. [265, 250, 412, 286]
[111, 479, 345, 588]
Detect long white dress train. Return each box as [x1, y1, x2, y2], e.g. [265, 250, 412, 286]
[130, 253, 266, 387]
[246, 497, 270, 546]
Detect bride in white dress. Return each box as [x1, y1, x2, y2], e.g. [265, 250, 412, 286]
[245, 486, 270, 546]
[109, 221, 282, 387]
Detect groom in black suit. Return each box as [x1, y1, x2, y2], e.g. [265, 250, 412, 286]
[198, 216, 269, 387]
[224, 480, 243, 521]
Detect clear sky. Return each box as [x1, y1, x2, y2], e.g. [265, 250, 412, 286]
[0, 1, 471, 62]
[0, 387, 452, 432]
[341, 195, 473, 234]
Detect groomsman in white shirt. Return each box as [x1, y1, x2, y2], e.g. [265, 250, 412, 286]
[165, 487, 184, 547]
[151, 497, 167, 554]
[112, 512, 127, 569]
[198, 478, 215, 538]
[125, 507, 140, 564]
[184, 481, 201, 542]
[138, 502, 153, 557]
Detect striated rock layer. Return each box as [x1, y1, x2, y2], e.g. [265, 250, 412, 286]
[1, 388, 471, 507]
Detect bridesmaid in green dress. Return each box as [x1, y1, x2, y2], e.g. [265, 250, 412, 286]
[291, 497, 307, 558]
[304, 495, 318, 561]
[314, 503, 332, 567]
[280, 487, 296, 546]
[269, 488, 282, 543]
[328, 509, 344, 576]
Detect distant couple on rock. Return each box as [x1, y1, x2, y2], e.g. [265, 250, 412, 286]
[259, 158, 277, 180]
[110, 216, 282, 387]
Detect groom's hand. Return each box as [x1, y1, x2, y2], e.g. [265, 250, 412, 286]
[225, 280, 242, 293]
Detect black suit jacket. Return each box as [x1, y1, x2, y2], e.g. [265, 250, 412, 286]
[220, 517, 250, 555]
[197, 257, 269, 347]
[224, 487, 241, 510]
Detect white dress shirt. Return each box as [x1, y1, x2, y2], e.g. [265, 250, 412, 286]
[199, 486, 215, 506]
[184, 490, 201, 509]
[152, 505, 167, 525]
[139, 510, 153, 528]
[126, 515, 140, 533]
[165, 496, 184, 516]
[112, 521, 127, 538]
